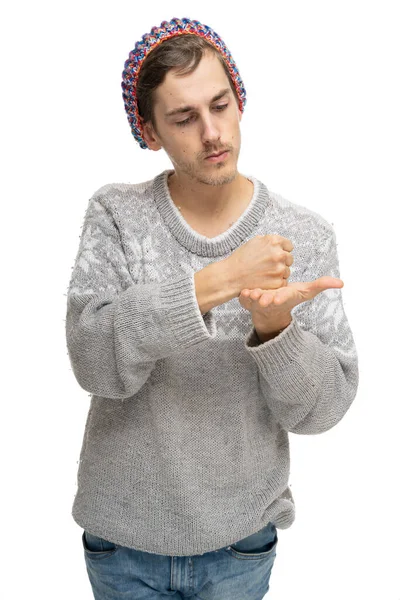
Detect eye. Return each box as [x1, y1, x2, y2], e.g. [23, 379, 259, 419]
[175, 103, 229, 127]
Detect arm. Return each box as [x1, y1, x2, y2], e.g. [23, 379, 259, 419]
[244, 226, 359, 435]
[194, 259, 238, 315]
[66, 192, 233, 400]
[255, 324, 289, 343]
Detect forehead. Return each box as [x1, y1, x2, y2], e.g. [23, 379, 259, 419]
[155, 53, 232, 113]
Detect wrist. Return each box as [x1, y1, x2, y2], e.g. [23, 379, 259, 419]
[215, 258, 242, 299]
[194, 259, 239, 315]
[218, 257, 242, 298]
[255, 318, 292, 343]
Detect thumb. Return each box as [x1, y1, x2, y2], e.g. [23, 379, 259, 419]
[306, 276, 344, 298]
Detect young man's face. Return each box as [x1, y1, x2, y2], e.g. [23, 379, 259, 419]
[143, 51, 243, 186]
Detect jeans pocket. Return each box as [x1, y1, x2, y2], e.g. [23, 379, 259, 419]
[82, 530, 119, 558]
[227, 523, 278, 560]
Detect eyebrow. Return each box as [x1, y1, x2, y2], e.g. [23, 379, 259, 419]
[164, 87, 231, 118]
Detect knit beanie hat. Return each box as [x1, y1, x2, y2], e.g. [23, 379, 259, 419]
[121, 17, 247, 149]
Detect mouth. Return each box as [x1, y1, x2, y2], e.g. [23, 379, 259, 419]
[205, 150, 230, 163]
[206, 149, 229, 158]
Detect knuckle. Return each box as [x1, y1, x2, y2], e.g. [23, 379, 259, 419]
[272, 251, 287, 264]
[276, 264, 286, 275]
[272, 260, 287, 274]
[279, 252, 287, 263]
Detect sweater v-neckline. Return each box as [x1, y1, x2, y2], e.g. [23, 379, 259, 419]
[153, 169, 271, 258]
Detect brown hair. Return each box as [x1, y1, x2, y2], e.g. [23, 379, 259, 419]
[136, 34, 239, 137]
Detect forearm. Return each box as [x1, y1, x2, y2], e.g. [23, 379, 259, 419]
[194, 259, 239, 315]
[255, 320, 292, 344]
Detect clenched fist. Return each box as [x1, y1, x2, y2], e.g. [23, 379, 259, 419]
[225, 234, 294, 292]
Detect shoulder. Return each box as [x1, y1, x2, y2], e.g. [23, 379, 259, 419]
[79, 176, 156, 240]
[257, 185, 338, 277]
[89, 176, 155, 209]
[267, 188, 334, 239]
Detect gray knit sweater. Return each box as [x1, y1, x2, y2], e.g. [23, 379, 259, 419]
[66, 168, 359, 557]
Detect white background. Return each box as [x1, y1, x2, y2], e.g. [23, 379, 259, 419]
[2, 1, 399, 598]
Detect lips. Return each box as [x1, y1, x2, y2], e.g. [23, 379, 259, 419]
[206, 150, 228, 158]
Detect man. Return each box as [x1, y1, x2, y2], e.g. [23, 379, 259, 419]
[66, 17, 359, 599]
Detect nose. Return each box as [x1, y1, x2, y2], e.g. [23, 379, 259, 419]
[200, 113, 221, 146]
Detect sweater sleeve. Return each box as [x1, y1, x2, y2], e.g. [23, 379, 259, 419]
[66, 193, 216, 400]
[244, 225, 359, 435]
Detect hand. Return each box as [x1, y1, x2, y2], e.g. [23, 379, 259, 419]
[239, 276, 344, 337]
[224, 234, 294, 292]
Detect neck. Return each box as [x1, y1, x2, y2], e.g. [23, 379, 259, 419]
[167, 170, 252, 219]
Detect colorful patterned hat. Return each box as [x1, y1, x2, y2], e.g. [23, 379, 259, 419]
[121, 17, 247, 149]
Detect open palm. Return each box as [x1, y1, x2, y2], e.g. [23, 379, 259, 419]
[239, 276, 344, 332]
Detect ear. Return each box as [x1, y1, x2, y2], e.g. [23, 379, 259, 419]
[141, 118, 163, 151]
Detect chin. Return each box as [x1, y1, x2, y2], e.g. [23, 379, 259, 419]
[198, 166, 238, 186]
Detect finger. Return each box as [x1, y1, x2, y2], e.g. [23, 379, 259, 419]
[250, 288, 263, 300]
[273, 286, 293, 304]
[259, 292, 273, 307]
[281, 238, 294, 252]
[307, 276, 344, 296]
[286, 252, 294, 266]
[239, 293, 252, 311]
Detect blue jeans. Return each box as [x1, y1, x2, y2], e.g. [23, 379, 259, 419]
[82, 522, 278, 599]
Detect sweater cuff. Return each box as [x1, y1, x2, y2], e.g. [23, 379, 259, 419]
[159, 272, 217, 345]
[244, 314, 312, 376]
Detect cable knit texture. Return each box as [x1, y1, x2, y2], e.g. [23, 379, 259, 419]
[66, 168, 359, 556]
